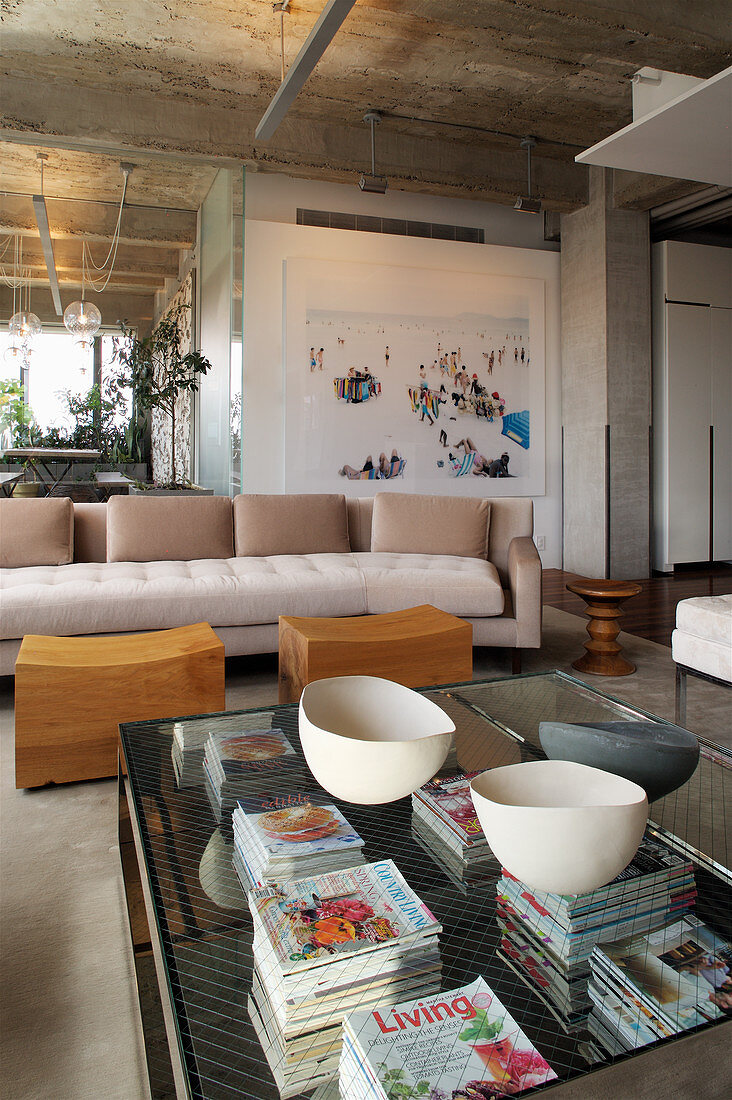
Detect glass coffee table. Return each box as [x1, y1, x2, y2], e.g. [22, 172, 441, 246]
[118, 671, 732, 1099]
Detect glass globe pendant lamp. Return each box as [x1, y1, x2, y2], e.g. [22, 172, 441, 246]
[9, 310, 42, 341]
[3, 338, 27, 366]
[64, 299, 102, 345]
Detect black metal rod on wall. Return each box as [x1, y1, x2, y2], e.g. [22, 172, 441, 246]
[709, 424, 714, 562]
[648, 424, 654, 577]
[605, 423, 611, 579]
[559, 422, 563, 572]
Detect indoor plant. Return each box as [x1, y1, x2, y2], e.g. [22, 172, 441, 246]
[113, 307, 212, 492]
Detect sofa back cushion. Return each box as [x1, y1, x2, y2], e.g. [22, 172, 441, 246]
[371, 492, 490, 559]
[107, 496, 234, 562]
[234, 494, 350, 556]
[0, 497, 74, 567]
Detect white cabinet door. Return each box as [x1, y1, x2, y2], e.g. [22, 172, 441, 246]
[667, 303, 711, 564]
[711, 307, 732, 560]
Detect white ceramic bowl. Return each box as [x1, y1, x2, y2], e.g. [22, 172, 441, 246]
[470, 760, 648, 895]
[299, 675, 455, 804]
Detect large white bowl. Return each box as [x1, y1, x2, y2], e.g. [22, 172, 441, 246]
[470, 760, 648, 895]
[299, 675, 455, 804]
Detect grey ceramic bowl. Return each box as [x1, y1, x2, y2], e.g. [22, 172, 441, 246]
[538, 720, 700, 804]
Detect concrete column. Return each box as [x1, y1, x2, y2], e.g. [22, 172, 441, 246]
[561, 168, 651, 580]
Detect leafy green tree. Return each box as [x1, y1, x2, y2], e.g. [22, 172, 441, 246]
[113, 307, 211, 484]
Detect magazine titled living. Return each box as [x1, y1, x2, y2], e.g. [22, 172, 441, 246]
[249, 859, 440, 974]
[342, 975, 557, 1098]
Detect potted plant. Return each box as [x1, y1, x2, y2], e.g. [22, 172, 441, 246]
[113, 308, 212, 493]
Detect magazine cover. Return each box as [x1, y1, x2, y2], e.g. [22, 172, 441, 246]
[342, 975, 557, 1098]
[211, 728, 297, 776]
[249, 860, 440, 975]
[416, 774, 484, 843]
[239, 801, 364, 859]
[601, 914, 732, 1027]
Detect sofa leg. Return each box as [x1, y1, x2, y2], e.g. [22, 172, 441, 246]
[675, 665, 687, 727]
[511, 648, 522, 676]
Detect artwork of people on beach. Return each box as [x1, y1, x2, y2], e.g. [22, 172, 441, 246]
[285, 258, 545, 496]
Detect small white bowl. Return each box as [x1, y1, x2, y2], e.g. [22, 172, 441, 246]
[299, 675, 455, 804]
[471, 760, 648, 895]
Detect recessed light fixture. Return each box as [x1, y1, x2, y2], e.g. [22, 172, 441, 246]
[358, 111, 388, 194]
[514, 137, 542, 214]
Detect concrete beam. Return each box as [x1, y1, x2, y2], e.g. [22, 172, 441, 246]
[19, 270, 167, 293]
[613, 170, 711, 211]
[0, 285, 155, 332]
[3, 237, 181, 278]
[0, 194, 196, 248]
[1, 76, 589, 212]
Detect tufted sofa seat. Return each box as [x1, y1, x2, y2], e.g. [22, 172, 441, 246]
[0, 491, 540, 675]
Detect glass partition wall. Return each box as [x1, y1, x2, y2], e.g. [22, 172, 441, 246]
[196, 165, 245, 497]
[1, 145, 244, 497]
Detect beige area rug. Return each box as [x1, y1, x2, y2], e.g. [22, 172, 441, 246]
[0, 607, 730, 1100]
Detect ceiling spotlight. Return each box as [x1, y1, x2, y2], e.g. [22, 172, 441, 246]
[359, 110, 388, 194]
[514, 137, 542, 214]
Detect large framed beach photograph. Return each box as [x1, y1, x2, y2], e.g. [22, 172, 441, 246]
[284, 257, 546, 496]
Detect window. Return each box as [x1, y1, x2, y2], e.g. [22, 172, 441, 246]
[0, 329, 132, 437]
[0, 329, 93, 433]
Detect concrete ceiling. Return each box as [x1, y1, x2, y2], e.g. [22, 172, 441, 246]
[0, 146, 205, 329]
[2, 2, 730, 199]
[1, 2, 730, 325]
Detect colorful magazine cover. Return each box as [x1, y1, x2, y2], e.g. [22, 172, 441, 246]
[238, 800, 364, 859]
[600, 914, 732, 1028]
[342, 975, 557, 1098]
[249, 860, 440, 974]
[416, 774, 484, 843]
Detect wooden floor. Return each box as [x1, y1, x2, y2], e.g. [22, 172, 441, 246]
[543, 565, 732, 647]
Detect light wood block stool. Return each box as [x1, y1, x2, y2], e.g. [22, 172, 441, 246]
[15, 622, 226, 788]
[278, 604, 472, 704]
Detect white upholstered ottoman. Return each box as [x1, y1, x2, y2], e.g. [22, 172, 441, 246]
[672, 594, 732, 725]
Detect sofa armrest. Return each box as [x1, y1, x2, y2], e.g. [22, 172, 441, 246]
[507, 536, 542, 648]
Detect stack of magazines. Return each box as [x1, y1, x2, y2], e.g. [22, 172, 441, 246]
[497, 904, 593, 1029]
[411, 774, 496, 890]
[232, 797, 366, 889]
[340, 975, 557, 1100]
[202, 728, 301, 826]
[171, 718, 220, 788]
[495, 838, 697, 1031]
[247, 860, 442, 1097]
[171, 714, 276, 788]
[588, 913, 732, 1054]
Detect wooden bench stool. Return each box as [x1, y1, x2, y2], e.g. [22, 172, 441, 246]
[278, 604, 472, 704]
[15, 622, 226, 787]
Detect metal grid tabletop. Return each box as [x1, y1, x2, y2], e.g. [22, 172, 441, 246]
[118, 672, 732, 1100]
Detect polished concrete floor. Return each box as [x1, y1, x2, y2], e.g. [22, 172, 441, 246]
[1, 608, 730, 1100]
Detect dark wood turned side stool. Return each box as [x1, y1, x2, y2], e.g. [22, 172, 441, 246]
[566, 578, 642, 677]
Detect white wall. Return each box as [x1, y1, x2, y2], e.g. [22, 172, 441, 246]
[242, 177, 562, 565]
[245, 171, 559, 253]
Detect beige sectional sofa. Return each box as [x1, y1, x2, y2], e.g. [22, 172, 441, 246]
[0, 492, 542, 676]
